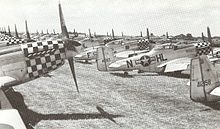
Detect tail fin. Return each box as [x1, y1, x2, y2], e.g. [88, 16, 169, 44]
[112, 29, 115, 39]
[207, 26, 214, 56]
[7, 25, 11, 36]
[146, 28, 150, 40]
[207, 27, 212, 44]
[201, 32, 205, 41]
[14, 24, 19, 38]
[88, 29, 92, 38]
[190, 55, 220, 102]
[4, 27, 6, 34]
[166, 32, 169, 39]
[96, 46, 115, 71]
[25, 20, 31, 40]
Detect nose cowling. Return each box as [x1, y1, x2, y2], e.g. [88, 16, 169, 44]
[194, 41, 212, 56]
[64, 39, 81, 50]
[63, 39, 81, 59]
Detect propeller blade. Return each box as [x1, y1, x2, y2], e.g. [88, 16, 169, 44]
[68, 57, 79, 93]
[59, 3, 69, 38]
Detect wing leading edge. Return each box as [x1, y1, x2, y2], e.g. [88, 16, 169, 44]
[157, 57, 191, 73]
[0, 76, 18, 87]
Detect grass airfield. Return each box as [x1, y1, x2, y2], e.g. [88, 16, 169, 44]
[13, 61, 220, 129]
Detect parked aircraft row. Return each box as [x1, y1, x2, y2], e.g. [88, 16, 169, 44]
[1, 2, 220, 129]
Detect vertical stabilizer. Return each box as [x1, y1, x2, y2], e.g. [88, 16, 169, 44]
[207, 26, 214, 55]
[15, 24, 19, 38]
[202, 32, 205, 41]
[88, 29, 91, 38]
[166, 32, 169, 39]
[4, 27, 6, 34]
[146, 28, 150, 40]
[190, 55, 220, 102]
[97, 47, 115, 71]
[25, 20, 31, 40]
[207, 27, 212, 44]
[112, 29, 115, 39]
[8, 25, 11, 36]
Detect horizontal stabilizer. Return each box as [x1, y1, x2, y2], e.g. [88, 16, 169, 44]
[158, 57, 191, 73]
[210, 87, 220, 96]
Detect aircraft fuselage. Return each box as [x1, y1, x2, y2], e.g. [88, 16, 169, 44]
[108, 44, 198, 73]
[0, 40, 67, 87]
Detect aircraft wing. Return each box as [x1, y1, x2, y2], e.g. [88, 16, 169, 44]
[210, 87, 220, 96]
[208, 57, 219, 62]
[0, 109, 27, 129]
[157, 57, 191, 73]
[0, 76, 18, 87]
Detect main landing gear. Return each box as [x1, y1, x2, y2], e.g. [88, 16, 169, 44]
[123, 71, 129, 76]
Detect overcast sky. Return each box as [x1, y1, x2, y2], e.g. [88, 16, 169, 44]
[0, 0, 220, 36]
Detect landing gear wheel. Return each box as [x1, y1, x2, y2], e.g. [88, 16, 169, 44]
[85, 60, 89, 63]
[138, 70, 144, 73]
[124, 72, 128, 76]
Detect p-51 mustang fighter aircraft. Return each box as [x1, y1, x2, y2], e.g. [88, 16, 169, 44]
[0, 3, 80, 90]
[75, 36, 152, 63]
[97, 40, 212, 75]
[75, 46, 101, 63]
[0, 3, 81, 129]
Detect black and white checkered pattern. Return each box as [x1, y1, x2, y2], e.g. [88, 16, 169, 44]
[21, 40, 66, 79]
[6, 38, 25, 46]
[0, 35, 11, 41]
[138, 38, 149, 50]
[195, 42, 212, 56]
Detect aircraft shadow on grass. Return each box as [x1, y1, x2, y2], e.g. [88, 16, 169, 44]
[201, 102, 220, 111]
[75, 60, 93, 64]
[3, 88, 123, 129]
[110, 71, 189, 79]
[110, 72, 134, 78]
[158, 72, 190, 79]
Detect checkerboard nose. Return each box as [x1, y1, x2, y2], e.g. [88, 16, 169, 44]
[195, 41, 212, 56]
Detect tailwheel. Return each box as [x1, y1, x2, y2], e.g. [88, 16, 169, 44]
[124, 71, 129, 76]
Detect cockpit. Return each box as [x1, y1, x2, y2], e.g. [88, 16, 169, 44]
[154, 42, 194, 50]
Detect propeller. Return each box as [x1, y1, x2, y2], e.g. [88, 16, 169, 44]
[68, 57, 79, 93]
[59, 2, 81, 92]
